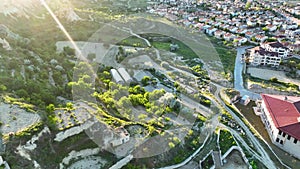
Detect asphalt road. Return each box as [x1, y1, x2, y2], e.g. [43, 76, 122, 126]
[234, 47, 261, 100]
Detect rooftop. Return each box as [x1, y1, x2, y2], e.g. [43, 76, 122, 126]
[261, 94, 300, 140]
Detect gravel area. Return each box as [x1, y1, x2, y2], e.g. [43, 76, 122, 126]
[67, 156, 107, 169]
[60, 148, 106, 169]
[222, 150, 248, 169]
[248, 67, 300, 85]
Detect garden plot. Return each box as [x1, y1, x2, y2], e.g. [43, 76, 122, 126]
[0, 103, 40, 134]
[55, 102, 94, 130]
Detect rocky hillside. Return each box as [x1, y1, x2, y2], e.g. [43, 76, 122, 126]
[0, 0, 81, 22]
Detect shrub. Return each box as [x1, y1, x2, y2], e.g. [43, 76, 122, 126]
[270, 77, 278, 83]
[168, 142, 175, 148]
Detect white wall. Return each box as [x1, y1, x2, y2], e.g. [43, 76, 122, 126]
[261, 101, 300, 159]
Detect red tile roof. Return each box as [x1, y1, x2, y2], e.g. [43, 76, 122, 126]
[262, 94, 300, 140]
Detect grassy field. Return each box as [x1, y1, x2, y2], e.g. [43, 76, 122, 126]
[208, 37, 236, 74]
[151, 39, 199, 59]
[219, 129, 237, 155]
[117, 36, 149, 48]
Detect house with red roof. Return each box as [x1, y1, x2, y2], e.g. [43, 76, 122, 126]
[214, 30, 225, 39]
[223, 33, 235, 41]
[256, 94, 300, 159]
[233, 36, 247, 46]
[266, 24, 277, 32]
[254, 34, 268, 43]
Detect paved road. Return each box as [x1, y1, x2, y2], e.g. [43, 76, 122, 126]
[234, 47, 261, 100]
[211, 84, 277, 169]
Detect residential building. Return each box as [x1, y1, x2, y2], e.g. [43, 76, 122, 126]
[234, 36, 247, 46]
[224, 33, 235, 41]
[245, 31, 255, 40]
[206, 27, 218, 36]
[266, 24, 277, 32]
[247, 47, 281, 67]
[254, 34, 268, 43]
[214, 30, 225, 39]
[110, 127, 130, 147]
[282, 23, 298, 30]
[110, 69, 124, 84]
[261, 42, 290, 58]
[118, 68, 133, 83]
[255, 94, 300, 159]
[240, 95, 250, 106]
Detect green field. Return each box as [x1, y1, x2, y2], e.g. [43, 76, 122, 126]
[208, 37, 236, 74]
[152, 40, 199, 59]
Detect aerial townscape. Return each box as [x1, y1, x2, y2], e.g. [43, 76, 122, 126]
[1, 0, 300, 169]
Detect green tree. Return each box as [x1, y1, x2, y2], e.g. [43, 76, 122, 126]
[174, 81, 179, 88]
[16, 89, 29, 98]
[141, 76, 151, 86]
[87, 53, 96, 61]
[262, 27, 268, 32]
[63, 46, 75, 56]
[46, 104, 55, 115]
[0, 84, 6, 92]
[245, 2, 251, 9]
[168, 142, 175, 148]
[288, 60, 297, 69]
[66, 102, 74, 111]
[297, 63, 300, 70]
[129, 85, 145, 94]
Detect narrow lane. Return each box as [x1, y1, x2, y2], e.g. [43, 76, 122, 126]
[234, 46, 261, 100]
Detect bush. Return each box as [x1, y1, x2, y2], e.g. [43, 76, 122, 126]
[270, 77, 278, 83]
[63, 46, 75, 56]
[168, 142, 175, 148]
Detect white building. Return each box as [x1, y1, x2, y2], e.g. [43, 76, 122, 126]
[214, 30, 225, 39]
[110, 69, 124, 84]
[110, 127, 130, 147]
[261, 42, 290, 58]
[223, 33, 235, 41]
[247, 47, 281, 67]
[206, 27, 218, 36]
[282, 23, 298, 30]
[240, 95, 250, 105]
[234, 36, 247, 46]
[256, 94, 300, 159]
[247, 42, 290, 67]
[117, 68, 133, 83]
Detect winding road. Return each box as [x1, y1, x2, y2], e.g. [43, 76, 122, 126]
[85, 15, 282, 169]
[204, 83, 277, 169]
